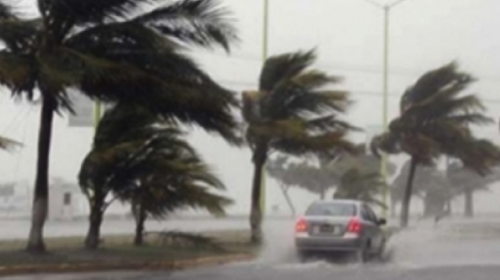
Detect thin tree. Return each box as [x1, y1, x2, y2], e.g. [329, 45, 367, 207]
[266, 156, 297, 217]
[0, 0, 239, 252]
[123, 156, 232, 246]
[243, 50, 357, 243]
[333, 168, 387, 209]
[447, 160, 500, 218]
[372, 63, 500, 228]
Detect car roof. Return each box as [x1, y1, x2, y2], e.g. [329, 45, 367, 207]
[309, 199, 362, 206]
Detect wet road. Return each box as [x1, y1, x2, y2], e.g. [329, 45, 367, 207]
[6, 217, 500, 280]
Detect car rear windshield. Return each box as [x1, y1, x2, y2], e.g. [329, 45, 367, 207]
[305, 203, 357, 217]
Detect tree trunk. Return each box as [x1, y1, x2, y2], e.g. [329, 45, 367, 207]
[250, 144, 266, 244]
[464, 188, 474, 218]
[26, 96, 55, 253]
[279, 184, 296, 218]
[85, 191, 105, 250]
[423, 191, 446, 218]
[400, 157, 417, 228]
[134, 202, 147, 246]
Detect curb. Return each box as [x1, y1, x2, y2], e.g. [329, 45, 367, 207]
[0, 254, 254, 277]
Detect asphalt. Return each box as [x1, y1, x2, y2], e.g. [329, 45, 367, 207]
[5, 217, 500, 280]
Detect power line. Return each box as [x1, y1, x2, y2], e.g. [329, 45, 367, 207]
[13, 106, 34, 185]
[3, 105, 31, 136]
[217, 79, 500, 104]
[198, 52, 500, 83]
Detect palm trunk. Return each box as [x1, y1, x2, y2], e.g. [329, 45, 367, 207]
[400, 157, 417, 228]
[423, 191, 446, 218]
[250, 144, 266, 244]
[85, 190, 105, 250]
[279, 184, 296, 218]
[27, 96, 55, 253]
[464, 188, 473, 218]
[134, 202, 147, 246]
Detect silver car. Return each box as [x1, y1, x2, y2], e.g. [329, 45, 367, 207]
[294, 199, 387, 262]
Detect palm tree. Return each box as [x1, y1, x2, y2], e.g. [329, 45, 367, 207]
[447, 160, 500, 217]
[333, 169, 386, 209]
[243, 50, 357, 243]
[80, 102, 233, 249]
[0, 0, 239, 252]
[391, 161, 450, 218]
[371, 63, 500, 228]
[121, 148, 232, 247]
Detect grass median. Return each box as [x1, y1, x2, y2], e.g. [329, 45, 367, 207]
[0, 230, 256, 275]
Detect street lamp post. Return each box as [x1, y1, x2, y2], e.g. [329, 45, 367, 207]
[360, 0, 413, 218]
[93, 100, 101, 133]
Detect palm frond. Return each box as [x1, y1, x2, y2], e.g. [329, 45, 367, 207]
[0, 51, 35, 95]
[305, 115, 360, 132]
[272, 131, 358, 157]
[443, 113, 493, 126]
[458, 139, 500, 175]
[37, 0, 154, 41]
[370, 132, 401, 158]
[0, 1, 16, 19]
[0, 135, 21, 151]
[58, 45, 241, 144]
[400, 62, 470, 112]
[334, 169, 387, 208]
[291, 70, 342, 90]
[80, 102, 232, 220]
[264, 87, 349, 119]
[133, 0, 238, 51]
[241, 90, 263, 123]
[260, 50, 316, 91]
[0, 19, 41, 51]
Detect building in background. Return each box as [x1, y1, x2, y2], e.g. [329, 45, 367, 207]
[49, 178, 87, 221]
[365, 125, 383, 152]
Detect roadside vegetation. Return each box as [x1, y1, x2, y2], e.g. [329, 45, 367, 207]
[0, 0, 498, 275]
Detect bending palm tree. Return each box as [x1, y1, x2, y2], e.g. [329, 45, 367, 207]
[91, 104, 231, 247]
[121, 149, 232, 247]
[243, 50, 357, 243]
[80, 102, 233, 249]
[0, 0, 239, 252]
[371, 63, 500, 228]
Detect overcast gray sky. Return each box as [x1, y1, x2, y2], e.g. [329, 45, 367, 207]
[1, 0, 500, 215]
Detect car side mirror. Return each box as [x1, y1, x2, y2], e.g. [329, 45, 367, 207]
[377, 218, 387, 226]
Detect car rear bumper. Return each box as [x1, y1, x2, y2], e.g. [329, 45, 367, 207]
[295, 234, 362, 252]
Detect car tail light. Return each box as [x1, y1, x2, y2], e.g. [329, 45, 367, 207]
[295, 217, 308, 233]
[347, 217, 362, 233]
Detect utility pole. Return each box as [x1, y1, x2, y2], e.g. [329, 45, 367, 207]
[93, 100, 101, 133]
[360, 0, 413, 219]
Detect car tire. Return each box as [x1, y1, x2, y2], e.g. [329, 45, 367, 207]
[296, 250, 311, 262]
[355, 242, 370, 263]
[376, 238, 386, 259]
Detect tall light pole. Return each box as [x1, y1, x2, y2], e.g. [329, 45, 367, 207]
[360, 0, 412, 218]
[260, 0, 270, 217]
[93, 100, 101, 133]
